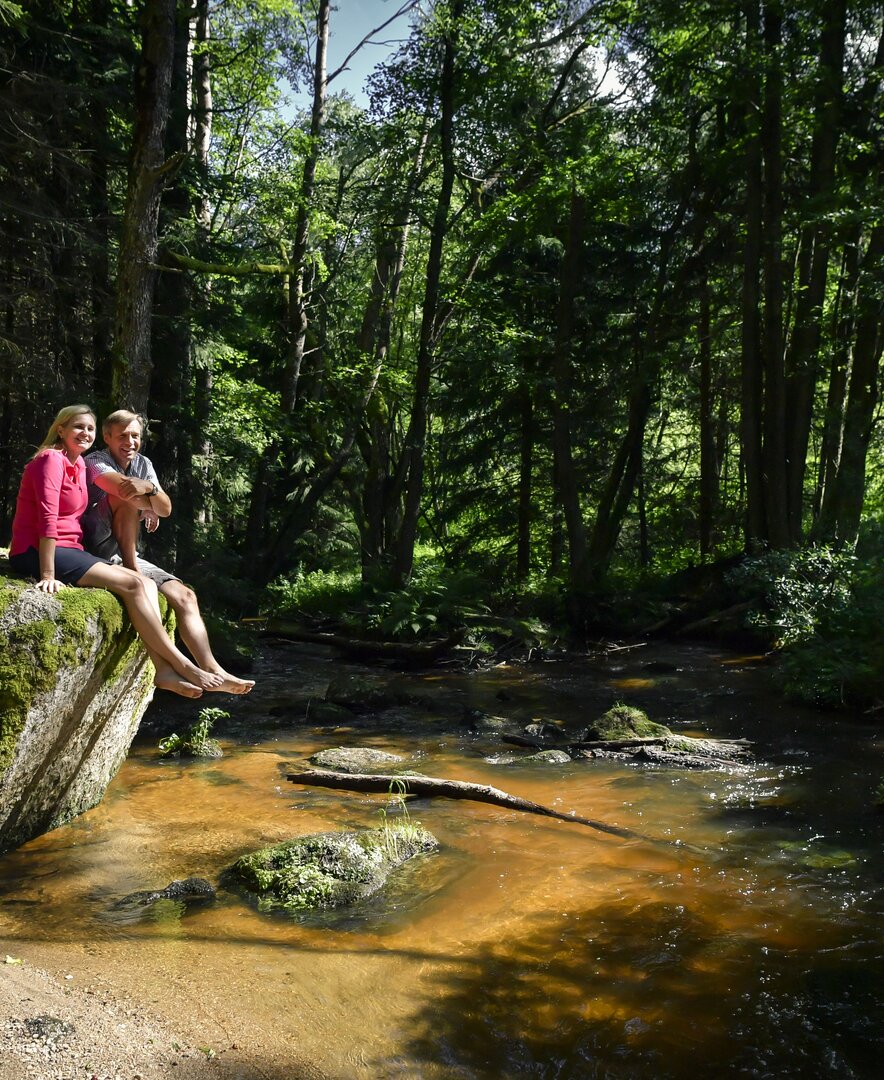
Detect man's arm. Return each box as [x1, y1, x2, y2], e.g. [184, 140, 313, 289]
[92, 471, 172, 518]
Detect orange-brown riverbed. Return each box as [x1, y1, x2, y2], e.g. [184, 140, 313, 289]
[1, 642, 882, 1078]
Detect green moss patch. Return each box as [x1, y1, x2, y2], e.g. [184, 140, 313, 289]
[0, 573, 171, 774]
[584, 703, 672, 741]
[227, 825, 439, 912]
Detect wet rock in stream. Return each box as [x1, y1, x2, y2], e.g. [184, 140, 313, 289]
[112, 877, 216, 910]
[310, 746, 406, 773]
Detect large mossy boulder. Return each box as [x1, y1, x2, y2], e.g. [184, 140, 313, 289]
[0, 571, 164, 855]
[227, 825, 439, 912]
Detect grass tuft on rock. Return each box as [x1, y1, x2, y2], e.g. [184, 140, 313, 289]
[583, 703, 672, 741]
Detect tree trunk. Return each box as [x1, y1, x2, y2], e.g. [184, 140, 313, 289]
[516, 385, 534, 580]
[783, 0, 846, 542]
[817, 223, 883, 545]
[550, 187, 588, 587]
[814, 239, 858, 528]
[150, 0, 194, 568]
[393, 1, 463, 586]
[760, 0, 789, 548]
[281, 0, 330, 414]
[111, 0, 177, 414]
[698, 267, 717, 554]
[741, 0, 766, 548]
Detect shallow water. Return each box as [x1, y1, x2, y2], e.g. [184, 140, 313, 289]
[1, 641, 882, 1078]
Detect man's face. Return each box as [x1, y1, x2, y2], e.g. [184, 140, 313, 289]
[104, 420, 142, 469]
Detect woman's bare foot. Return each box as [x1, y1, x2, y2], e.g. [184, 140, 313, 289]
[179, 661, 225, 691]
[208, 670, 255, 694]
[154, 667, 204, 699]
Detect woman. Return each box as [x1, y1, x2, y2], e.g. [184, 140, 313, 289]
[8, 405, 223, 698]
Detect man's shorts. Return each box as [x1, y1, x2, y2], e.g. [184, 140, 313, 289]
[90, 536, 180, 588]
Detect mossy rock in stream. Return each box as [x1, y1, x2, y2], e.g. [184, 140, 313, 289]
[581, 704, 672, 741]
[227, 826, 439, 912]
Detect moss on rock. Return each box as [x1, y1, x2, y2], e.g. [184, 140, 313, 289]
[227, 825, 439, 912]
[0, 572, 167, 774]
[583, 703, 672, 742]
[1, 567, 175, 853]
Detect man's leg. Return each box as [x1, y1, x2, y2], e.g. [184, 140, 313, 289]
[160, 579, 254, 694]
[107, 493, 141, 571]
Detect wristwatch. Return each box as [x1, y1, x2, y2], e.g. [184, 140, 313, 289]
[147, 482, 159, 497]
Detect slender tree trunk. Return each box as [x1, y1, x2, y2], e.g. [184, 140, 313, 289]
[393, 1, 463, 585]
[783, 0, 846, 542]
[698, 268, 717, 554]
[516, 385, 534, 581]
[817, 223, 883, 544]
[760, 0, 789, 548]
[814, 240, 858, 526]
[281, 0, 330, 414]
[550, 187, 588, 587]
[192, 0, 214, 531]
[111, 0, 177, 414]
[741, 0, 766, 547]
[150, 0, 193, 568]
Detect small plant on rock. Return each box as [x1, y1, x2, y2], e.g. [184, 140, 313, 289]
[158, 707, 229, 759]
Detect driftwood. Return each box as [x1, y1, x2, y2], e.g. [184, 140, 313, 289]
[287, 768, 646, 841]
[503, 733, 754, 753]
[264, 620, 461, 665]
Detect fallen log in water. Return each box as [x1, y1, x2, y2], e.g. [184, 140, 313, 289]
[263, 620, 461, 665]
[287, 768, 646, 841]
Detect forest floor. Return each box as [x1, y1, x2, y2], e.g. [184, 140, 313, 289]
[0, 952, 325, 1080]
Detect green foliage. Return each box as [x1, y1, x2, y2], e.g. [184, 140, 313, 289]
[725, 542, 884, 706]
[725, 546, 857, 648]
[158, 708, 229, 759]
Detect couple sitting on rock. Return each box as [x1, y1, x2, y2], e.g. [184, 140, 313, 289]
[8, 405, 254, 699]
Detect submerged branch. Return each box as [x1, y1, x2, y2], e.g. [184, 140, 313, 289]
[287, 768, 656, 843]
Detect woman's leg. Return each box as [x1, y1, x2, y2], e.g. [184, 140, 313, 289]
[77, 562, 224, 693]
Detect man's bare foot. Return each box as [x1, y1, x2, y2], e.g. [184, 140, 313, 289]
[154, 669, 203, 698]
[208, 671, 255, 695]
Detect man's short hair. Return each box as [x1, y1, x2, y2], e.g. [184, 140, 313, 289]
[102, 409, 144, 437]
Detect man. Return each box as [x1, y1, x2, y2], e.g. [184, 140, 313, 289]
[83, 409, 254, 694]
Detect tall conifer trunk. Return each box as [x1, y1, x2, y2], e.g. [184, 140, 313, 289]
[393, 1, 463, 586]
[112, 0, 176, 414]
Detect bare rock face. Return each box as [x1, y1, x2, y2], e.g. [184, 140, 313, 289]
[0, 572, 163, 855]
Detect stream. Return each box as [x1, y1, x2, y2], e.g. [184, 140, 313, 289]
[1, 639, 882, 1078]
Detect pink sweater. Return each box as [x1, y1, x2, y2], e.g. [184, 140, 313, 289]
[10, 449, 87, 555]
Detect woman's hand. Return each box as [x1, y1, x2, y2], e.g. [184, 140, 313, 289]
[35, 576, 66, 593]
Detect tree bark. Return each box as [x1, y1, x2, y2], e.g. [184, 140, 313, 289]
[393, 1, 463, 585]
[516, 384, 534, 580]
[783, 0, 846, 542]
[760, 0, 789, 548]
[281, 0, 330, 414]
[111, 0, 177, 414]
[741, 0, 766, 547]
[550, 186, 588, 586]
[698, 267, 717, 553]
[818, 223, 884, 544]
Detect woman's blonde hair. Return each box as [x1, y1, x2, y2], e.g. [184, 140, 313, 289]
[32, 404, 96, 459]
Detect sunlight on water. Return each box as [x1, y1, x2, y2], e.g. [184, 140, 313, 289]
[0, 643, 881, 1078]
